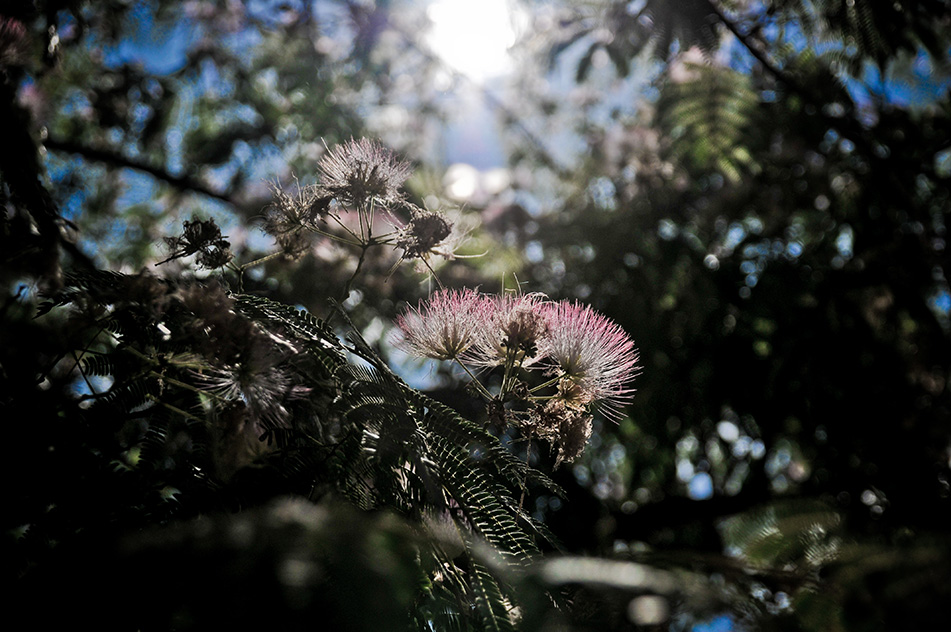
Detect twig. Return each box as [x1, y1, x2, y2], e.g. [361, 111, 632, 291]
[44, 137, 234, 205]
[344, 245, 370, 297]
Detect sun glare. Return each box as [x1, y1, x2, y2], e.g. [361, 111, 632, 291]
[425, 0, 522, 82]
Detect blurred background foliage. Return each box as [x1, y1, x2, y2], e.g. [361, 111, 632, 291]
[3, 0, 951, 630]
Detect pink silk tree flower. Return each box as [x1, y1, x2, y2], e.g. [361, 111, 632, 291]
[465, 292, 550, 368]
[542, 300, 640, 419]
[394, 288, 489, 361]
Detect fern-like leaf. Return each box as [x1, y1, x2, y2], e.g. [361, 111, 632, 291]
[718, 498, 842, 569]
[468, 557, 517, 632]
[430, 434, 540, 562]
[658, 61, 760, 183]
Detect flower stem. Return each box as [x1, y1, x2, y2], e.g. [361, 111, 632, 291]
[344, 245, 370, 297]
[367, 197, 376, 237]
[499, 347, 520, 397]
[307, 224, 363, 247]
[420, 258, 445, 290]
[529, 374, 564, 393]
[240, 251, 284, 271]
[519, 434, 534, 509]
[325, 212, 364, 244]
[453, 358, 493, 400]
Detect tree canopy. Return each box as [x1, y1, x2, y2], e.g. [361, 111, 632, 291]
[3, 1, 951, 630]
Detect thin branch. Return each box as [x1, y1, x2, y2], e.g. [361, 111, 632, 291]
[70, 348, 99, 396]
[451, 358, 494, 401]
[344, 244, 370, 297]
[44, 137, 235, 205]
[705, 0, 877, 155]
[705, 0, 804, 95]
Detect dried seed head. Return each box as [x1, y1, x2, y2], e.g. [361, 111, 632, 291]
[529, 399, 594, 467]
[197, 341, 295, 429]
[317, 138, 411, 207]
[554, 404, 594, 466]
[396, 208, 453, 260]
[263, 182, 332, 256]
[160, 216, 233, 269]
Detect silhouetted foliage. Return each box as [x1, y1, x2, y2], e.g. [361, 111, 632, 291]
[3, 0, 951, 630]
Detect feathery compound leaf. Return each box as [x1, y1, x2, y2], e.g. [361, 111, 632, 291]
[468, 557, 517, 632]
[718, 499, 842, 569]
[429, 434, 540, 562]
[642, 0, 721, 60]
[97, 374, 156, 411]
[809, 0, 946, 69]
[658, 61, 760, 183]
[560, 0, 722, 81]
[345, 312, 564, 500]
[326, 426, 384, 510]
[773, 0, 951, 74]
[411, 389, 565, 499]
[233, 294, 345, 363]
[326, 334, 562, 565]
[80, 353, 118, 377]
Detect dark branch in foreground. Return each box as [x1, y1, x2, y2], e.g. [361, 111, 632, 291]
[44, 138, 234, 205]
[706, 0, 875, 154]
[0, 80, 96, 282]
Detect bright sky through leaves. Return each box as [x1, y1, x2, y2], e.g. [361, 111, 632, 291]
[425, 0, 522, 81]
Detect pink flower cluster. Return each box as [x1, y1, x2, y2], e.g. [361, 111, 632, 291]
[394, 288, 488, 361]
[395, 289, 640, 419]
[541, 299, 640, 419]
